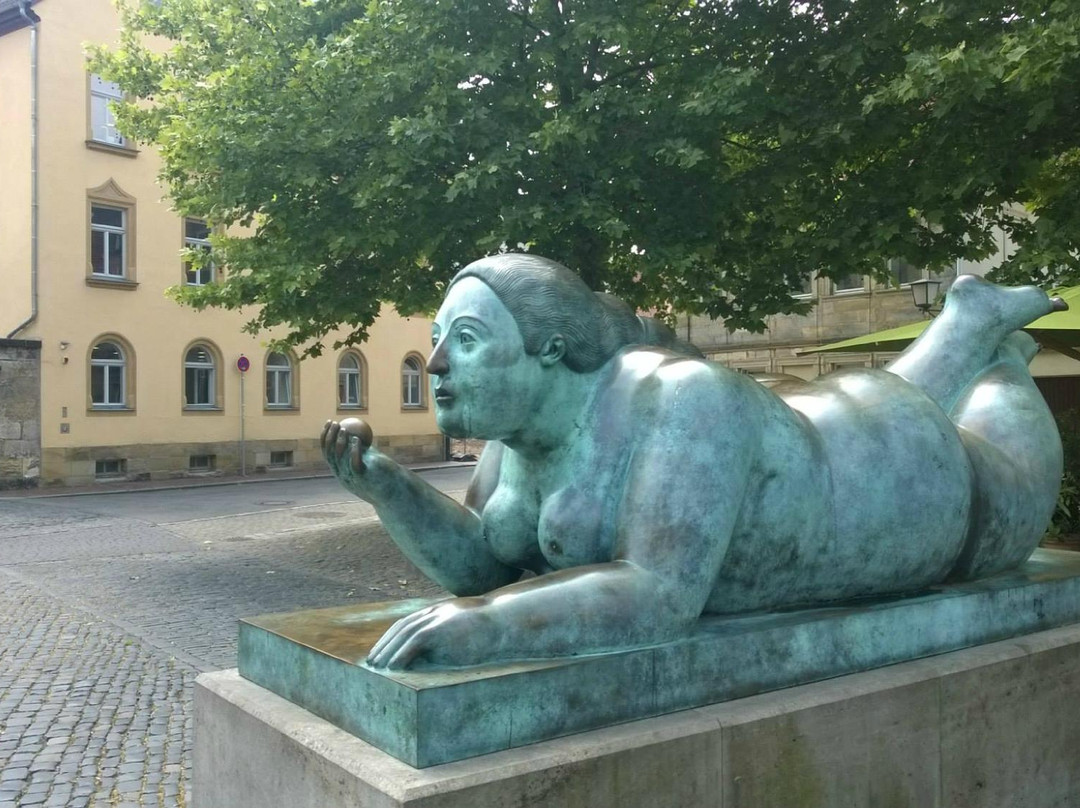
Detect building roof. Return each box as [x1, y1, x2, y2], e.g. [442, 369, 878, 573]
[0, 0, 40, 38]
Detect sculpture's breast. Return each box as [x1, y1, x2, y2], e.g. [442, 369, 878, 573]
[538, 487, 612, 570]
[481, 485, 546, 572]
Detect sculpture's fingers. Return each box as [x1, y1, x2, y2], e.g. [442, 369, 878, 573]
[384, 632, 433, 670]
[367, 613, 421, 661]
[350, 441, 365, 475]
[335, 427, 350, 460]
[320, 420, 333, 450]
[367, 609, 434, 659]
[367, 612, 439, 667]
[324, 422, 342, 463]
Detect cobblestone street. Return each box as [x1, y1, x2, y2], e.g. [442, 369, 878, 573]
[0, 471, 468, 807]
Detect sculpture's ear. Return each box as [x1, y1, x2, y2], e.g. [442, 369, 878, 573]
[539, 335, 566, 367]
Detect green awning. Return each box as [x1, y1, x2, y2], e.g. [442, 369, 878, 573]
[801, 320, 929, 354]
[801, 284, 1080, 356]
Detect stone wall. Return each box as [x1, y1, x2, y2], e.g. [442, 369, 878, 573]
[0, 339, 41, 489]
[677, 284, 929, 377]
[38, 434, 446, 487]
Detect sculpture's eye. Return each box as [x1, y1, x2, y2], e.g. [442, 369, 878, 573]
[458, 330, 476, 347]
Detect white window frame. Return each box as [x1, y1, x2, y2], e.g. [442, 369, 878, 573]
[269, 450, 293, 468]
[90, 74, 126, 147]
[95, 458, 127, 478]
[91, 341, 126, 408]
[888, 257, 922, 288]
[338, 353, 364, 408]
[832, 272, 865, 294]
[184, 345, 216, 408]
[184, 218, 214, 286]
[266, 352, 293, 408]
[793, 273, 815, 299]
[189, 454, 215, 471]
[402, 356, 424, 407]
[91, 205, 126, 278]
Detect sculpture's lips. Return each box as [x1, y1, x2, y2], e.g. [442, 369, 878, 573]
[434, 388, 454, 404]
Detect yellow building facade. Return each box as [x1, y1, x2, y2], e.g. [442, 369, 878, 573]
[0, 0, 442, 487]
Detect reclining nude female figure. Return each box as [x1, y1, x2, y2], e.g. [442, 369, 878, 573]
[322, 254, 1065, 670]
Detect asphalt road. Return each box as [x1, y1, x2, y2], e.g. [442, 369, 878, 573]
[0, 466, 473, 808]
[28, 467, 473, 524]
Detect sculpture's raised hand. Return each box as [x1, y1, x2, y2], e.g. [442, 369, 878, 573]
[321, 418, 384, 502]
[366, 598, 496, 670]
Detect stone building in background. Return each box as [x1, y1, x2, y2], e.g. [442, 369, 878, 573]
[0, 0, 442, 487]
[678, 252, 1080, 412]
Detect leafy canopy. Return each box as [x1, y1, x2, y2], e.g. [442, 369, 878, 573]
[92, 0, 1080, 353]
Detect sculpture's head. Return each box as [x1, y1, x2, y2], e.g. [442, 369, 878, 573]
[427, 254, 644, 440]
[448, 254, 645, 372]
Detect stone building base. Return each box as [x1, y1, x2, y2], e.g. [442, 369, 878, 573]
[39, 434, 445, 487]
[195, 621, 1080, 808]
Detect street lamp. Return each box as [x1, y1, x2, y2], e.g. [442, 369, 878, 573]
[910, 278, 942, 317]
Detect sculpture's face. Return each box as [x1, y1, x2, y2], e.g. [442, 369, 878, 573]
[428, 277, 542, 440]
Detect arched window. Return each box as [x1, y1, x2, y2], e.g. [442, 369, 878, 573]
[184, 344, 216, 407]
[266, 352, 293, 408]
[401, 355, 424, 407]
[90, 341, 126, 407]
[338, 352, 366, 408]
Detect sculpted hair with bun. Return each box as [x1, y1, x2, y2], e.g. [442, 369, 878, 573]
[449, 254, 700, 373]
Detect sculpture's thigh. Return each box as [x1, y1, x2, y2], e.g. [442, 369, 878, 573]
[949, 361, 1063, 579]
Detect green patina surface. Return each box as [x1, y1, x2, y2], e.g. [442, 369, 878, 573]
[239, 549, 1080, 768]
[319, 258, 1066, 672]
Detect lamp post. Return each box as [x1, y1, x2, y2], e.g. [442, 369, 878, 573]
[910, 278, 943, 317]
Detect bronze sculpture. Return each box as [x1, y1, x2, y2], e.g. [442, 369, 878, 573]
[322, 254, 1064, 670]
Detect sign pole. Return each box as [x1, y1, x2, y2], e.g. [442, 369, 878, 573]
[237, 354, 250, 476]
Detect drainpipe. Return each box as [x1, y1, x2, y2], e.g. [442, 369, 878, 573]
[8, 0, 39, 338]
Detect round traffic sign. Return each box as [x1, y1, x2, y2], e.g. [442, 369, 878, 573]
[237, 355, 250, 373]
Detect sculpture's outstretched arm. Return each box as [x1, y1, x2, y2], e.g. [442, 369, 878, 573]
[322, 420, 519, 596]
[366, 367, 758, 669]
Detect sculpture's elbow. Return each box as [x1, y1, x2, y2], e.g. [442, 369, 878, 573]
[613, 560, 704, 640]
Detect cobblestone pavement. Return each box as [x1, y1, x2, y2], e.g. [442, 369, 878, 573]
[0, 574, 193, 808]
[0, 476, 466, 807]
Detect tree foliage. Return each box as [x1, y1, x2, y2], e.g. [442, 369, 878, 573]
[92, 0, 1080, 352]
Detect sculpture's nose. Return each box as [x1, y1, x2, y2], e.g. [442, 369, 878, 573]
[427, 341, 449, 375]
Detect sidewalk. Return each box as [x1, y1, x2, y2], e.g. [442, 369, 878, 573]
[0, 461, 476, 500]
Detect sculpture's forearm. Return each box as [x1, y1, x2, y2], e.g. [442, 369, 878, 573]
[367, 462, 519, 595]
[478, 560, 693, 659]
[366, 559, 696, 669]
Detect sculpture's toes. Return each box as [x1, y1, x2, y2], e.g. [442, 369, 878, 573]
[945, 275, 1057, 331]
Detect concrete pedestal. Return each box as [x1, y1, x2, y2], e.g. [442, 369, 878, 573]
[196, 621, 1080, 808]
[236, 549, 1080, 767]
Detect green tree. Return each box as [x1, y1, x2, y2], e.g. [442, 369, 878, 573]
[92, 0, 1080, 353]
